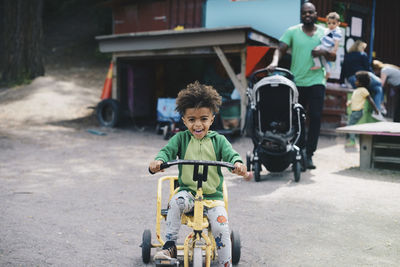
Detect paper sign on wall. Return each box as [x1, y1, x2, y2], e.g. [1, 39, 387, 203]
[351, 17, 362, 37]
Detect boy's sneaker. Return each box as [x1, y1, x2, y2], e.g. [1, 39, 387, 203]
[371, 111, 385, 121]
[345, 140, 356, 147]
[154, 241, 177, 260]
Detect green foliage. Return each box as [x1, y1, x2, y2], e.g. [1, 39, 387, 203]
[94, 48, 112, 61]
[1, 73, 33, 88]
[44, 0, 93, 18]
[333, 2, 347, 22]
[43, 0, 112, 35]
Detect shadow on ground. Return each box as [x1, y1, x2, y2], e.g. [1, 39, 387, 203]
[334, 167, 400, 183]
[48, 112, 98, 129]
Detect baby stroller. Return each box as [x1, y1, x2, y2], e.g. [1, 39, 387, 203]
[244, 67, 306, 182]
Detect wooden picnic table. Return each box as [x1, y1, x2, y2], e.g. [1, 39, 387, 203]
[336, 122, 400, 170]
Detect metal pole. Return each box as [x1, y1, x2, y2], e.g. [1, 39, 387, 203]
[369, 0, 376, 64]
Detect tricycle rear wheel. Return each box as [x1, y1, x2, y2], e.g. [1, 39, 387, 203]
[231, 230, 241, 264]
[141, 229, 152, 263]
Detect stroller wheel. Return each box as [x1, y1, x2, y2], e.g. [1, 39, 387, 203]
[246, 151, 252, 171]
[293, 161, 301, 182]
[254, 161, 261, 182]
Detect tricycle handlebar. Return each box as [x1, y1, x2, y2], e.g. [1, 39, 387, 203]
[150, 160, 236, 187]
[160, 160, 235, 170]
[149, 159, 235, 175]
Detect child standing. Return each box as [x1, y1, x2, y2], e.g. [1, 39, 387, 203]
[149, 81, 249, 267]
[311, 12, 343, 77]
[346, 71, 380, 147]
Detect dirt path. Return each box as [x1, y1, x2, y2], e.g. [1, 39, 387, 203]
[1, 74, 399, 266]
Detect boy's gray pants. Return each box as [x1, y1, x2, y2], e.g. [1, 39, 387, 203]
[165, 190, 232, 267]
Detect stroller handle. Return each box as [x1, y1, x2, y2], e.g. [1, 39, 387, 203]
[249, 67, 294, 87]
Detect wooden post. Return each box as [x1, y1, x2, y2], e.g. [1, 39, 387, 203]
[112, 55, 117, 99]
[213, 46, 244, 93]
[239, 47, 247, 129]
[213, 45, 247, 129]
[359, 134, 372, 170]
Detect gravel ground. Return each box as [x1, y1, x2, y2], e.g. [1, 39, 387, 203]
[1, 72, 399, 267]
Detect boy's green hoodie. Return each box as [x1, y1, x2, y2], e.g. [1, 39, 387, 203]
[155, 130, 242, 200]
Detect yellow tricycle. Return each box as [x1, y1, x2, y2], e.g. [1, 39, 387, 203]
[142, 159, 241, 267]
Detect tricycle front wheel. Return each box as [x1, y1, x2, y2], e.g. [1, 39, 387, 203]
[192, 247, 203, 267]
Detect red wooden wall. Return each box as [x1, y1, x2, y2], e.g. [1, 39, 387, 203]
[112, 0, 205, 34]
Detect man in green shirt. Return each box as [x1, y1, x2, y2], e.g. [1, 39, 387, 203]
[267, 2, 336, 169]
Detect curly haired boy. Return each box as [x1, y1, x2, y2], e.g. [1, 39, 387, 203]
[149, 81, 249, 267]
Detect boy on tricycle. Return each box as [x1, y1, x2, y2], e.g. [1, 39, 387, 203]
[149, 81, 250, 266]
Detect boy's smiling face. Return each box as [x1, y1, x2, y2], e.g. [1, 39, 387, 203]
[182, 107, 214, 139]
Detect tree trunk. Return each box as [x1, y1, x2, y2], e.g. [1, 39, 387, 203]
[1, 0, 44, 84]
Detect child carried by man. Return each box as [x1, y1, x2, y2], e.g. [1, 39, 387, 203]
[311, 12, 343, 78]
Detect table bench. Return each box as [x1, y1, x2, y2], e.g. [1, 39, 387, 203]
[336, 122, 400, 170]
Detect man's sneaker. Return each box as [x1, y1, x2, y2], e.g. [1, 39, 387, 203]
[154, 241, 177, 260]
[306, 157, 316, 169]
[300, 149, 307, 172]
[380, 106, 387, 116]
